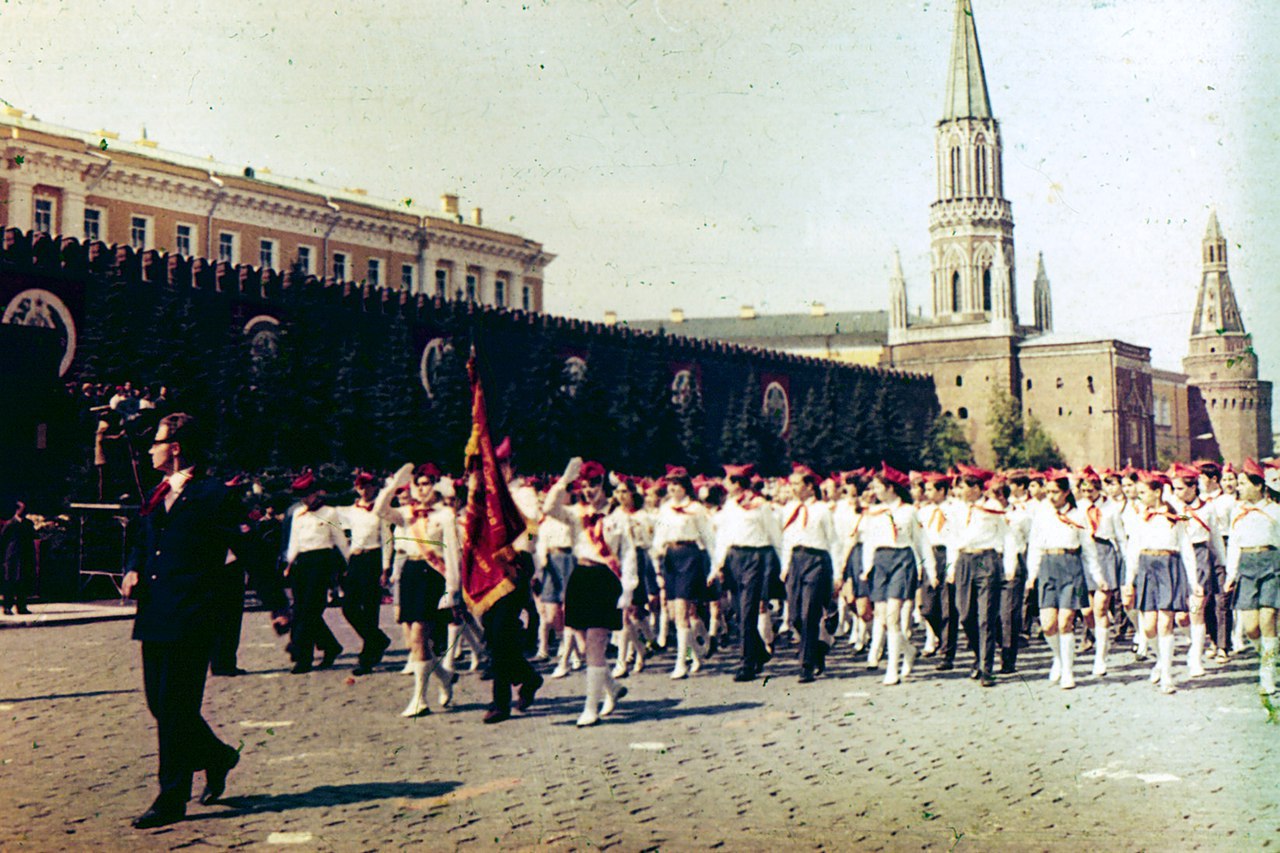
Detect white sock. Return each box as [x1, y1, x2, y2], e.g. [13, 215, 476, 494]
[402, 660, 428, 715]
[1158, 634, 1175, 681]
[1060, 635, 1075, 686]
[1045, 633, 1060, 680]
[869, 618, 885, 664]
[1189, 623, 1206, 670]
[1261, 638, 1278, 693]
[884, 626, 901, 681]
[674, 626, 689, 673]
[1093, 625, 1107, 673]
[579, 666, 604, 726]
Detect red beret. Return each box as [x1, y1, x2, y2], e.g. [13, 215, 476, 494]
[580, 460, 606, 481]
[1169, 462, 1201, 483]
[664, 464, 689, 479]
[723, 463, 756, 478]
[1138, 470, 1171, 487]
[878, 462, 910, 489]
[354, 471, 376, 488]
[291, 471, 318, 493]
[414, 463, 441, 481]
[1243, 458, 1266, 478]
[922, 471, 953, 486]
[1044, 468, 1072, 482]
[956, 463, 996, 484]
[1222, 462, 1236, 474]
[494, 436, 513, 462]
[1076, 465, 1101, 483]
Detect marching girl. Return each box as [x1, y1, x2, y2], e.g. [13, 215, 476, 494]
[917, 472, 956, 665]
[1075, 467, 1126, 676]
[543, 458, 638, 726]
[375, 463, 460, 717]
[535, 492, 582, 678]
[1202, 462, 1240, 660]
[1223, 459, 1280, 695]
[861, 464, 935, 686]
[1026, 472, 1103, 689]
[650, 467, 717, 679]
[1122, 471, 1202, 694]
[609, 479, 652, 678]
[834, 472, 874, 653]
[1168, 463, 1225, 677]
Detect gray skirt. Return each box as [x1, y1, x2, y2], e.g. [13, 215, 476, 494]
[1134, 553, 1190, 613]
[1037, 552, 1089, 611]
[1235, 549, 1280, 611]
[1087, 538, 1121, 594]
[871, 547, 918, 603]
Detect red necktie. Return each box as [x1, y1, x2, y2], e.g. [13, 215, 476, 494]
[140, 481, 172, 517]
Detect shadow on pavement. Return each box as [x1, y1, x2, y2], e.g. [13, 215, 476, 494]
[205, 780, 463, 817]
[546, 698, 764, 726]
[0, 688, 138, 703]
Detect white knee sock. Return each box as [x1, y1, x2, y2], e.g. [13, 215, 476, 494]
[883, 626, 901, 682]
[578, 666, 604, 726]
[1045, 633, 1061, 681]
[1261, 637, 1278, 694]
[868, 618, 885, 665]
[1158, 634, 1175, 683]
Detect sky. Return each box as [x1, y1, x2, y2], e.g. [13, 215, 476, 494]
[1, 0, 1276, 380]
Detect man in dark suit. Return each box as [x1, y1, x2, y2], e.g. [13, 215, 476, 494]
[122, 413, 242, 829]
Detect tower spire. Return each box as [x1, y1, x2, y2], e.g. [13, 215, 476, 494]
[943, 0, 993, 120]
[1190, 208, 1243, 336]
[1033, 251, 1053, 332]
[889, 249, 909, 336]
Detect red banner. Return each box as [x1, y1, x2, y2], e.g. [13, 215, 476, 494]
[459, 351, 524, 616]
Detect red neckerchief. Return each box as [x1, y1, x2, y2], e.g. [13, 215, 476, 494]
[411, 503, 431, 520]
[669, 500, 690, 515]
[1057, 509, 1086, 530]
[868, 504, 899, 541]
[582, 510, 622, 577]
[1086, 503, 1102, 534]
[927, 504, 946, 532]
[1232, 504, 1271, 530]
[1182, 500, 1211, 534]
[140, 480, 172, 517]
[1143, 508, 1182, 525]
[784, 502, 809, 531]
[354, 500, 375, 512]
[849, 513, 864, 540]
[965, 502, 1004, 527]
[738, 494, 765, 512]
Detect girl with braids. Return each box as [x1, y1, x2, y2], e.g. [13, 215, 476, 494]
[1122, 471, 1202, 694]
[861, 464, 935, 686]
[650, 467, 716, 679]
[1026, 471, 1103, 689]
[543, 458, 638, 727]
[1223, 459, 1280, 695]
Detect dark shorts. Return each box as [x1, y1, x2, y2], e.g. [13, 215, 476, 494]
[662, 543, 708, 601]
[1134, 553, 1190, 613]
[564, 563, 623, 631]
[871, 547, 918, 603]
[539, 550, 575, 604]
[844, 544, 873, 599]
[636, 548, 659, 601]
[1235, 550, 1280, 611]
[397, 559, 451, 649]
[1088, 539, 1121, 594]
[1037, 552, 1089, 611]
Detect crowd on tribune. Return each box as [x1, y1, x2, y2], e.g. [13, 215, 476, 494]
[198, 440, 1280, 731]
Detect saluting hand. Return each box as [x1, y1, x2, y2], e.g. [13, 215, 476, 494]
[122, 570, 139, 598]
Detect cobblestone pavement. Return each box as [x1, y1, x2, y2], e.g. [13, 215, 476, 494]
[2, 606, 1277, 851]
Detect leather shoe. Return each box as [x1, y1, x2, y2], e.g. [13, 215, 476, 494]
[516, 673, 544, 711]
[132, 802, 184, 829]
[937, 660, 955, 671]
[290, 662, 312, 675]
[980, 672, 997, 687]
[732, 668, 757, 682]
[318, 646, 343, 669]
[199, 749, 240, 804]
[211, 667, 248, 677]
[798, 667, 816, 684]
[483, 706, 511, 724]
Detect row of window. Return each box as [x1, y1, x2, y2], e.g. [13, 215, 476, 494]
[53, 206, 533, 307]
[1023, 375, 1095, 393]
[1210, 397, 1259, 411]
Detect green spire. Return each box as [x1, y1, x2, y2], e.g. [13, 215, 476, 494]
[943, 0, 993, 120]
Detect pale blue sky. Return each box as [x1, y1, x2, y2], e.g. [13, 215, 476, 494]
[2, 0, 1275, 379]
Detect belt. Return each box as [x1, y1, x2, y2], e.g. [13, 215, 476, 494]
[548, 546, 573, 554]
[729, 544, 772, 551]
[960, 548, 997, 555]
[793, 545, 828, 556]
[350, 548, 379, 557]
[1141, 549, 1177, 556]
[670, 540, 700, 547]
[1041, 548, 1080, 555]
[1242, 546, 1277, 553]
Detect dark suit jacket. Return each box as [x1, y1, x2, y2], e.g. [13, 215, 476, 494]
[127, 474, 241, 643]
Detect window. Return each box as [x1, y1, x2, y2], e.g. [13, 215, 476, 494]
[332, 252, 347, 281]
[466, 273, 477, 302]
[955, 376, 963, 387]
[130, 216, 149, 250]
[83, 208, 102, 241]
[975, 145, 988, 195]
[982, 268, 992, 312]
[435, 268, 448, 298]
[951, 271, 962, 312]
[175, 224, 193, 256]
[949, 146, 961, 197]
[367, 258, 381, 287]
[1055, 377, 1064, 389]
[259, 239, 275, 269]
[33, 198, 53, 234]
[1058, 406, 1064, 416]
[958, 407, 969, 420]
[296, 246, 313, 274]
[522, 285, 531, 311]
[218, 232, 237, 263]
[1026, 378, 1033, 390]
[494, 277, 507, 308]
[401, 264, 414, 291]
[1086, 375, 1095, 393]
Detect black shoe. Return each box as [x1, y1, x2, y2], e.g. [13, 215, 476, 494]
[732, 668, 758, 682]
[132, 802, 185, 829]
[352, 663, 373, 676]
[15, 606, 30, 615]
[999, 663, 1017, 674]
[707, 636, 719, 658]
[937, 660, 955, 671]
[211, 667, 248, 677]
[815, 641, 830, 675]
[969, 667, 981, 680]
[368, 633, 391, 667]
[290, 663, 312, 675]
[199, 748, 240, 805]
[979, 672, 997, 687]
[798, 667, 816, 684]
[318, 646, 343, 669]
[516, 673, 544, 711]
[483, 706, 512, 724]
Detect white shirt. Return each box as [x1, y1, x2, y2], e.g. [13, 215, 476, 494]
[285, 505, 352, 565]
[945, 498, 1016, 579]
[162, 468, 195, 512]
[508, 478, 540, 554]
[1005, 496, 1033, 555]
[918, 501, 953, 551]
[713, 493, 783, 572]
[859, 499, 935, 582]
[651, 499, 716, 559]
[1078, 497, 1126, 548]
[1122, 507, 1199, 590]
[543, 480, 638, 607]
[780, 497, 838, 575]
[1170, 495, 1226, 563]
[373, 486, 461, 602]
[1026, 502, 1103, 588]
[1225, 500, 1280, 582]
[336, 500, 387, 555]
[832, 499, 867, 568]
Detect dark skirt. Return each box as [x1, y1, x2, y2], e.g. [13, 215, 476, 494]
[662, 542, 708, 601]
[1037, 552, 1089, 611]
[539, 550, 575, 604]
[636, 548, 660, 602]
[398, 559, 447, 625]
[844, 543, 874, 599]
[1134, 553, 1190, 613]
[871, 547, 917, 603]
[1191, 542, 1218, 597]
[1088, 538, 1121, 594]
[1235, 550, 1280, 611]
[565, 562, 623, 631]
